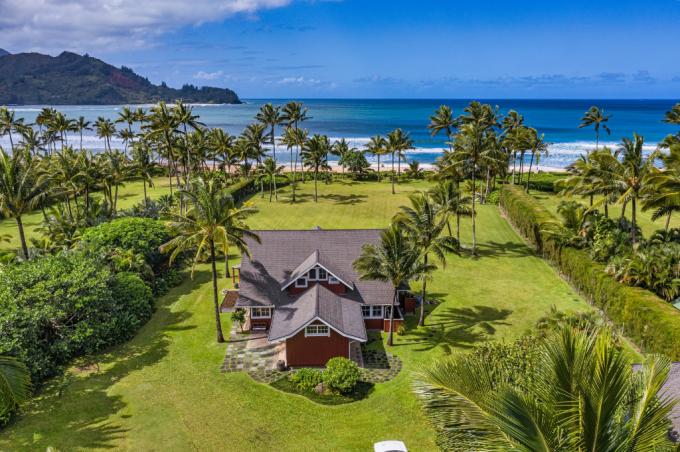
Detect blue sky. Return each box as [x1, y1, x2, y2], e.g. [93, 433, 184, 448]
[2, 0, 680, 98]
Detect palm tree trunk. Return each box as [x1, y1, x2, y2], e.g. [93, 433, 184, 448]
[484, 167, 491, 202]
[446, 219, 452, 237]
[604, 203, 608, 218]
[272, 136, 278, 201]
[293, 151, 298, 203]
[314, 169, 318, 202]
[80, 130, 83, 151]
[512, 151, 517, 184]
[666, 212, 672, 232]
[391, 153, 395, 195]
[143, 180, 148, 208]
[210, 239, 226, 343]
[419, 256, 428, 327]
[456, 213, 461, 244]
[471, 169, 477, 255]
[526, 152, 535, 193]
[387, 289, 397, 346]
[16, 216, 29, 260]
[377, 154, 381, 182]
[631, 198, 637, 245]
[114, 185, 119, 214]
[225, 249, 230, 278]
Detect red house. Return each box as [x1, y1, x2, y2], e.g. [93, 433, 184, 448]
[235, 228, 413, 367]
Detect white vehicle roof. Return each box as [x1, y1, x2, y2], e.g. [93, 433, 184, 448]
[373, 440, 407, 452]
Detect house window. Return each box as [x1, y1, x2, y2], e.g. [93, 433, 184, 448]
[251, 307, 272, 319]
[328, 276, 339, 284]
[383, 306, 402, 320]
[362, 306, 383, 319]
[305, 324, 329, 337]
[308, 268, 318, 281]
[317, 268, 327, 280]
[295, 277, 308, 288]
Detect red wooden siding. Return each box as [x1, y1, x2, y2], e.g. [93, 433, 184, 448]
[364, 318, 383, 330]
[285, 323, 349, 367]
[404, 297, 417, 315]
[287, 281, 347, 295]
[383, 319, 403, 332]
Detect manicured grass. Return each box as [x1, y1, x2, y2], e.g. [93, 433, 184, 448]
[1, 178, 593, 451]
[270, 377, 374, 405]
[0, 177, 173, 250]
[530, 190, 679, 237]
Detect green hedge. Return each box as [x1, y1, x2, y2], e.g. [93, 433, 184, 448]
[518, 172, 569, 193]
[227, 178, 256, 203]
[500, 185, 680, 359]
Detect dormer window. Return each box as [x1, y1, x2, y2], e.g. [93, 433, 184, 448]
[308, 268, 318, 281]
[328, 276, 339, 284]
[295, 277, 308, 288]
[317, 268, 327, 280]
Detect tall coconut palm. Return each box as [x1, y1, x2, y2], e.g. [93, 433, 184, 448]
[616, 133, 658, 245]
[415, 326, 675, 451]
[131, 142, 156, 208]
[525, 128, 549, 193]
[281, 101, 310, 181]
[144, 102, 180, 195]
[0, 149, 50, 259]
[579, 106, 611, 151]
[161, 177, 259, 342]
[643, 143, 680, 231]
[663, 103, 680, 127]
[389, 128, 413, 180]
[301, 134, 331, 202]
[210, 128, 236, 177]
[281, 126, 308, 202]
[18, 126, 44, 156]
[394, 193, 458, 326]
[75, 116, 92, 151]
[173, 101, 204, 184]
[256, 103, 284, 199]
[331, 138, 355, 174]
[429, 179, 472, 244]
[116, 106, 137, 156]
[0, 106, 24, 152]
[95, 117, 116, 152]
[428, 105, 457, 152]
[365, 135, 388, 182]
[353, 224, 427, 346]
[0, 355, 32, 416]
[256, 157, 287, 202]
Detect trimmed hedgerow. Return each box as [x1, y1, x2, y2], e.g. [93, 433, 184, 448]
[500, 185, 680, 359]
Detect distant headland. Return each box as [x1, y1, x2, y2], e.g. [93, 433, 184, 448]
[0, 50, 241, 105]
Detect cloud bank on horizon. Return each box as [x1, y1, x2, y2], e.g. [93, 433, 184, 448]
[1, 0, 679, 98]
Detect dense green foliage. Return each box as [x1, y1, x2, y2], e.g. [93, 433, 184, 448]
[0, 51, 240, 105]
[500, 185, 680, 359]
[289, 368, 323, 392]
[521, 172, 568, 192]
[0, 252, 153, 386]
[323, 357, 361, 394]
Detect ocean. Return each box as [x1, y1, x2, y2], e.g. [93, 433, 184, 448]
[4, 99, 679, 169]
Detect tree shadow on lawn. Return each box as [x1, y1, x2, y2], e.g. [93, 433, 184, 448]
[473, 241, 535, 259]
[6, 270, 208, 451]
[319, 193, 368, 205]
[395, 303, 513, 355]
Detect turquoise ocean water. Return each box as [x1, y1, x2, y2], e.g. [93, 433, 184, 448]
[5, 99, 679, 168]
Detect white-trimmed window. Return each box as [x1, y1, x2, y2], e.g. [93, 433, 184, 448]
[295, 277, 308, 288]
[383, 306, 402, 319]
[317, 267, 328, 280]
[362, 305, 383, 319]
[251, 307, 272, 319]
[305, 324, 330, 337]
[328, 276, 339, 284]
[307, 268, 318, 281]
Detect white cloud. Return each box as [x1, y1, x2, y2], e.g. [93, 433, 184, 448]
[193, 70, 224, 80]
[0, 0, 292, 52]
[276, 76, 321, 85]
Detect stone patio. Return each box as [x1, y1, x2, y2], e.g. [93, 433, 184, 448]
[221, 323, 403, 384]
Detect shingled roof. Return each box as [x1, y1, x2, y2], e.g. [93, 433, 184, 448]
[268, 284, 367, 342]
[235, 229, 396, 308]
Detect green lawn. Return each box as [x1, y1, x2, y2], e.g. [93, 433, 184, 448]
[531, 190, 679, 237]
[0, 177, 173, 250]
[1, 179, 593, 451]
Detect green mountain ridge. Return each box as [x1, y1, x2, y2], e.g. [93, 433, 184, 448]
[0, 51, 241, 105]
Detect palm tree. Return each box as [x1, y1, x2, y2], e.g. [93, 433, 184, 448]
[354, 224, 426, 346]
[394, 193, 458, 326]
[256, 157, 287, 201]
[210, 128, 236, 177]
[75, 116, 92, 151]
[501, 110, 525, 183]
[144, 102, 180, 195]
[415, 326, 675, 451]
[256, 103, 284, 199]
[0, 149, 50, 259]
[131, 142, 156, 208]
[281, 101, 311, 181]
[0, 355, 32, 416]
[0, 106, 24, 152]
[331, 138, 355, 174]
[365, 135, 388, 182]
[95, 117, 116, 152]
[161, 177, 259, 342]
[429, 180, 472, 244]
[18, 126, 44, 156]
[663, 103, 680, 127]
[428, 105, 457, 152]
[101, 149, 133, 215]
[643, 142, 680, 231]
[301, 134, 331, 202]
[579, 106, 611, 151]
[616, 133, 658, 245]
[281, 126, 308, 202]
[387, 128, 413, 185]
[525, 128, 549, 193]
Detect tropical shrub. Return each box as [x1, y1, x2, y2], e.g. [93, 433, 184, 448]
[521, 172, 568, 192]
[323, 357, 360, 394]
[339, 150, 371, 178]
[500, 185, 680, 359]
[0, 252, 153, 385]
[226, 178, 256, 203]
[289, 368, 323, 392]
